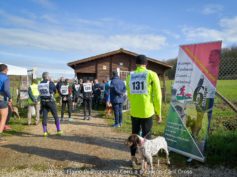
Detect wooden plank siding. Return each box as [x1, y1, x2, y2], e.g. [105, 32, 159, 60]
[74, 61, 96, 73]
[72, 53, 169, 82]
[111, 53, 131, 72]
[97, 57, 110, 81]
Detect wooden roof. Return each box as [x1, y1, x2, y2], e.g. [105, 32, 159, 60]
[68, 48, 172, 69]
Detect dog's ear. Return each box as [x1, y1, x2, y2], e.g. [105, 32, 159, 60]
[135, 135, 141, 146]
[128, 134, 141, 146]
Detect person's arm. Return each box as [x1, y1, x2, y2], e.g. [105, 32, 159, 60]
[126, 75, 131, 100]
[49, 81, 57, 94]
[4, 79, 11, 99]
[113, 80, 125, 95]
[151, 72, 162, 120]
[28, 87, 36, 102]
[122, 81, 126, 94]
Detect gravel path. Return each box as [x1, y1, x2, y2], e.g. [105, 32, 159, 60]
[0, 112, 236, 177]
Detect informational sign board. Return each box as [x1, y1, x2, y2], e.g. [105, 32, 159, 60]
[164, 41, 222, 162]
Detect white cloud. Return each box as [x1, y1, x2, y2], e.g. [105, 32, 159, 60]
[0, 10, 36, 28]
[32, 0, 56, 9]
[182, 16, 237, 45]
[0, 27, 167, 53]
[202, 4, 223, 15]
[41, 14, 58, 24]
[0, 10, 167, 53]
[161, 30, 180, 39]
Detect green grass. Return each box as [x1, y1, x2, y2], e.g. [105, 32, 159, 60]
[216, 80, 237, 104]
[2, 118, 27, 136]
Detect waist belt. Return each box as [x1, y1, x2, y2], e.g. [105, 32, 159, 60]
[41, 99, 52, 102]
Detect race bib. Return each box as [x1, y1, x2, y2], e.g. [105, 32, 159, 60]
[83, 83, 92, 93]
[38, 82, 50, 97]
[60, 85, 69, 95]
[130, 72, 148, 94]
[74, 84, 80, 91]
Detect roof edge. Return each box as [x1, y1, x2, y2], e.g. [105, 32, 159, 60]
[67, 48, 172, 69]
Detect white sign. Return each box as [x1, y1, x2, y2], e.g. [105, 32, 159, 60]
[83, 83, 92, 93]
[130, 72, 148, 94]
[74, 84, 80, 91]
[38, 82, 50, 97]
[60, 85, 69, 95]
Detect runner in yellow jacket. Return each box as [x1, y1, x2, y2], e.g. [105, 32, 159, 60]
[126, 54, 162, 167]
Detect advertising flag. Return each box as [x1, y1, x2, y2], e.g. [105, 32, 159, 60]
[164, 41, 222, 162]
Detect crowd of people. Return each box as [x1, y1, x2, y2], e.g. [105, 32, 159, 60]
[0, 54, 163, 169]
[0, 65, 128, 140]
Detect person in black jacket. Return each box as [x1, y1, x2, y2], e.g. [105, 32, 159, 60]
[72, 79, 81, 112]
[110, 71, 126, 127]
[60, 79, 73, 122]
[92, 79, 101, 110]
[81, 80, 93, 120]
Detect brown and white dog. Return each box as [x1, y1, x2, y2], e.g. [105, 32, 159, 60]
[105, 102, 113, 118]
[127, 134, 170, 171]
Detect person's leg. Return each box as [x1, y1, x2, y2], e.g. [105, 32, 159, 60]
[41, 102, 48, 134]
[112, 103, 119, 126]
[92, 96, 95, 109]
[27, 105, 32, 125]
[130, 117, 141, 167]
[141, 117, 153, 139]
[0, 107, 8, 133]
[68, 100, 72, 118]
[130, 117, 141, 156]
[35, 103, 40, 124]
[49, 102, 61, 132]
[61, 100, 66, 119]
[96, 96, 99, 110]
[118, 103, 123, 126]
[83, 99, 87, 119]
[72, 96, 75, 111]
[0, 105, 8, 143]
[88, 99, 92, 119]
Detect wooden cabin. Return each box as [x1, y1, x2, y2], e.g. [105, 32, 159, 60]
[68, 48, 172, 101]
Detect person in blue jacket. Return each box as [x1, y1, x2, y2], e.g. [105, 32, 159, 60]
[38, 72, 62, 136]
[110, 71, 126, 127]
[0, 64, 12, 143]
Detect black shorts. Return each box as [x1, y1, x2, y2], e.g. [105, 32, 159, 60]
[0, 101, 8, 109]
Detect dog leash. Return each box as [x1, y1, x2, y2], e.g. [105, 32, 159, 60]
[143, 130, 151, 139]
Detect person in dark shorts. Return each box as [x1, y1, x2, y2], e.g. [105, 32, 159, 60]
[0, 64, 12, 143]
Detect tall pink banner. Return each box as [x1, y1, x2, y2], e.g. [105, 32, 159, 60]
[164, 41, 222, 162]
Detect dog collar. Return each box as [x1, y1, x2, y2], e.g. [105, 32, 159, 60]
[140, 139, 146, 146]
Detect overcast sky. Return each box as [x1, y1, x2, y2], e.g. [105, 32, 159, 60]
[0, 0, 236, 79]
